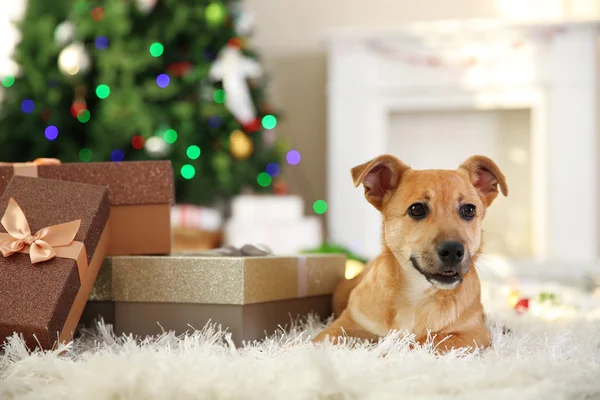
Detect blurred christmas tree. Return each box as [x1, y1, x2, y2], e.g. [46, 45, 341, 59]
[0, 0, 285, 205]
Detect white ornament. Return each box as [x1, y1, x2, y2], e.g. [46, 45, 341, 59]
[231, 4, 255, 36]
[208, 46, 262, 124]
[145, 136, 170, 158]
[54, 21, 76, 46]
[136, 0, 157, 14]
[58, 42, 91, 76]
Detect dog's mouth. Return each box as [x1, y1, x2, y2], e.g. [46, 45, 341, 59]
[409, 256, 463, 288]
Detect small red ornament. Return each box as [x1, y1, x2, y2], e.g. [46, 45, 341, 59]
[515, 298, 529, 314]
[273, 179, 289, 195]
[70, 100, 87, 118]
[166, 62, 193, 77]
[242, 118, 261, 133]
[131, 135, 145, 150]
[227, 38, 242, 49]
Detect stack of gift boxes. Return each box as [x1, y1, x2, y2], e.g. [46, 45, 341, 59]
[0, 160, 346, 349]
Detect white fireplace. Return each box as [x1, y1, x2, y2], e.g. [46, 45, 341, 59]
[324, 20, 600, 275]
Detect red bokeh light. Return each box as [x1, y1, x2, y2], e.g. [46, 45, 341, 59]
[70, 100, 87, 118]
[91, 7, 105, 21]
[131, 135, 145, 150]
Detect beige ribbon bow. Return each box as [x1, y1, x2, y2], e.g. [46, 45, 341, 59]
[0, 198, 81, 264]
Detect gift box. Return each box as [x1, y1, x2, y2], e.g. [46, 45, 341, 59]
[82, 250, 346, 344]
[0, 160, 174, 255]
[0, 176, 110, 350]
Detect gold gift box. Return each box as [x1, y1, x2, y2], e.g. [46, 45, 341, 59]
[83, 254, 346, 344]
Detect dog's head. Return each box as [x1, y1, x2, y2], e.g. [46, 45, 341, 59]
[351, 155, 508, 290]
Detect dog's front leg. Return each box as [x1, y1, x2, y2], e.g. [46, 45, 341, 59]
[416, 326, 492, 354]
[312, 310, 380, 344]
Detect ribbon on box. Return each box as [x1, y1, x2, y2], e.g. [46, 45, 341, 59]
[0, 197, 88, 282]
[0, 158, 61, 177]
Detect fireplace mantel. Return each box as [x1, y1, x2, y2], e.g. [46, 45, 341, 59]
[324, 20, 600, 272]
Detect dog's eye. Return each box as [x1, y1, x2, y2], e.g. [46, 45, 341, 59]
[408, 203, 428, 219]
[460, 204, 476, 220]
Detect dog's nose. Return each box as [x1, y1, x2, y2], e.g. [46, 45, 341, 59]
[436, 241, 464, 264]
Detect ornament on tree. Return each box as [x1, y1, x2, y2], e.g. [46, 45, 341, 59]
[272, 178, 289, 195]
[145, 136, 170, 158]
[58, 42, 91, 76]
[515, 298, 529, 314]
[209, 45, 262, 124]
[54, 21, 76, 46]
[167, 62, 193, 77]
[136, 0, 157, 14]
[229, 130, 253, 160]
[242, 117, 261, 133]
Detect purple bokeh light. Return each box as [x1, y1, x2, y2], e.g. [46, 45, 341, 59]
[266, 162, 280, 177]
[95, 36, 109, 50]
[111, 149, 125, 162]
[21, 99, 34, 114]
[208, 115, 222, 129]
[156, 74, 170, 88]
[44, 125, 58, 141]
[286, 150, 301, 165]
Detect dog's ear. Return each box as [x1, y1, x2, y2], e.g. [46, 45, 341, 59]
[459, 155, 508, 207]
[350, 155, 409, 210]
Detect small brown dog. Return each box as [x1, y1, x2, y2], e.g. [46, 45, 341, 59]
[312, 154, 508, 353]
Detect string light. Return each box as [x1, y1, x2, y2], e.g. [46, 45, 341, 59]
[70, 100, 86, 118]
[213, 89, 226, 104]
[111, 149, 124, 162]
[286, 150, 301, 165]
[44, 125, 58, 141]
[208, 115, 222, 128]
[95, 36, 108, 50]
[313, 200, 328, 214]
[257, 172, 272, 187]
[91, 7, 104, 21]
[2, 76, 14, 88]
[77, 109, 91, 123]
[163, 129, 178, 144]
[149, 42, 164, 57]
[205, 2, 227, 25]
[230, 130, 253, 159]
[21, 99, 34, 114]
[181, 164, 196, 179]
[79, 148, 93, 162]
[132, 135, 145, 150]
[186, 145, 201, 160]
[95, 84, 110, 99]
[156, 74, 170, 88]
[262, 114, 277, 129]
[266, 162, 280, 177]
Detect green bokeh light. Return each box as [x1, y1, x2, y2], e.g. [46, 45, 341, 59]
[95, 84, 110, 99]
[313, 200, 328, 215]
[205, 3, 227, 25]
[77, 109, 91, 123]
[149, 42, 164, 57]
[181, 164, 196, 179]
[163, 128, 178, 144]
[2, 76, 14, 88]
[257, 172, 272, 187]
[186, 145, 201, 160]
[213, 89, 226, 104]
[79, 148, 92, 162]
[262, 115, 277, 130]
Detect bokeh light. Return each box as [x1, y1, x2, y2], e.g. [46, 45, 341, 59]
[313, 200, 328, 215]
[40, 109, 52, 122]
[91, 7, 104, 21]
[77, 109, 91, 123]
[95, 84, 110, 99]
[70, 100, 86, 118]
[95, 36, 108, 50]
[111, 149, 124, 162]
[262, 114, 277, 129]
[132, 135, 145, 150]
[2, 76, 14, 88]
[286, 150, 301, 165]
[44, 125, 58, 141]
[163, 128, 178, 144]
[205, 2, 227, 25]
[149, 42, 164, 57]
[79, 148, 93, 162]
[186, 145, 201, 160]
[21, 99, 34, 114]
[208, 115, 222, 128]
[257, 172, 272, 187]
[181, 164, 196, 179]
[266, 162, 280, 177]
[213, 89, 226, 104]
[156, 74, 170, 88]
[229, 130, 253, 159]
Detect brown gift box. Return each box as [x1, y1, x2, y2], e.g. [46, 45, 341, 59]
[82, 254, 346, 344]
[0, 176, 110, 350]
[0, 160, 174, 256]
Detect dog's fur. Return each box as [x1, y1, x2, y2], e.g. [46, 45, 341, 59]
[313, 155, 508, 353]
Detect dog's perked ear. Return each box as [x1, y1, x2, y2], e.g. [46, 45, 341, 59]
[350, 155, 410, 210]
[459, 155, 508, 207]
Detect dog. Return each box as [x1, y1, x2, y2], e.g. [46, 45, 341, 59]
[312, 154, 508, 353]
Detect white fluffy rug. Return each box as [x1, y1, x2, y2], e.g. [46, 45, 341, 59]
[2, 280, 600, 399]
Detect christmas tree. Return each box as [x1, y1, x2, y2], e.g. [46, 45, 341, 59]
[0, 0, 285, 205]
